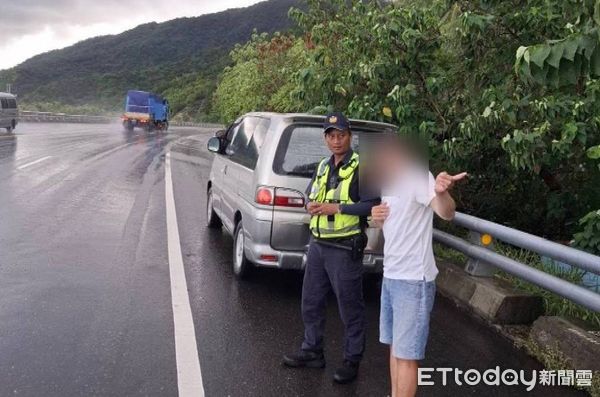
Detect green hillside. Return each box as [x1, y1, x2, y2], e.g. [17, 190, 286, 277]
[0, 0, 300, 121]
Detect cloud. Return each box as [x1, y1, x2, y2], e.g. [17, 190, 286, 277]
[0, 0, 262, 70]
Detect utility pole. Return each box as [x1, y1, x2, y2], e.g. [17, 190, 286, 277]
[6, 84, 11, 94]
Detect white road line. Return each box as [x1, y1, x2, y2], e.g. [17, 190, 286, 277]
[165, 152, 205, 397]
[17, 156, 53, 170]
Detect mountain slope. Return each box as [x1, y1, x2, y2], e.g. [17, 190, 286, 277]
[0, 0, 301, 120]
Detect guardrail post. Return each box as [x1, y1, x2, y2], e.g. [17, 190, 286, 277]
[464, 231, 496, 277]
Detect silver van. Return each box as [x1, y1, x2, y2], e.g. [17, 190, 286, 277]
[0, 92, 18, 132]
[206, 112, 394, 278]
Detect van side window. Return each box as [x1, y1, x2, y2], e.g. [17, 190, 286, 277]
[0, 99, 7, 109]
[252, 117, 270, 152]
[8, 99, 16, 108]
[225, 123, 246, 156]
[226, 116, 270, 170]
[225, 121, 240, 144]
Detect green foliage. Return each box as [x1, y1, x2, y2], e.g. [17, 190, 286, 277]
[515, 33, 600, 86]
[433, 242, 468, 266]
[508, 0, 600, 250]
[213, 32, 309, 123]
[515, 1, 600, 87]
[213, 0, 600, 242]
[288, 0, 451, 134]
[573, 210, 600, 254]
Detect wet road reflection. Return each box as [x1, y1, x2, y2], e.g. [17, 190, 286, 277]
[0, 122, 209, 397]
[0, 123, 587, 397]
[0, 133, 17, 163]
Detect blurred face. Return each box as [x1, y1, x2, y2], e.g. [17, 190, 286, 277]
[324, 128, 352, 156]
[372, 137, 413, 187]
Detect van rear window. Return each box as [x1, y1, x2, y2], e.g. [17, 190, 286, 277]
[1, 98, 17, 109]
[273, 125, 360, 178]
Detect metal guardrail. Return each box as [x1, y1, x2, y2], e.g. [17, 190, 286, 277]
[19, 111, 113, 124]
[171, 121, 225, 129]
[433, 212, 600, 313]
[453, 213, 600, 275]
[19, 111, 224, 129]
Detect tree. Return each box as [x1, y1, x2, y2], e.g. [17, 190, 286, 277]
[213, 32, 308, 123]
[511, 0, 600, 252]
[213, 0, 600, 248]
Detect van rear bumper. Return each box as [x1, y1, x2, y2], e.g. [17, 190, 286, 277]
[245, 238, 383, 273]
[242, 213, 383, 273]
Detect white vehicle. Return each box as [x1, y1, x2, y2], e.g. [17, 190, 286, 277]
[206, 112, 393, 278]
[0, 92, 18, 132]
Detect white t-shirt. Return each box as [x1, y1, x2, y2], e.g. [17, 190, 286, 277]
[381, 169, 438, 281]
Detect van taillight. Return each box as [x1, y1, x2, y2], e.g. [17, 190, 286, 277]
[274, 188, 305, 208]
[255, 187, 305, 208]
[255, 187, 274, 205]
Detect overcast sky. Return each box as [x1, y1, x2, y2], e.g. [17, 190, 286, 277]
[0, 0, 263, 70]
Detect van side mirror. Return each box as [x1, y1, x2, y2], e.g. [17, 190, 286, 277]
[207, 137, 223, 153]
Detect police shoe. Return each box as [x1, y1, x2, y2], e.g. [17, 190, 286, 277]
[282, 350, 326, 368]
[333, 360, 359, 384]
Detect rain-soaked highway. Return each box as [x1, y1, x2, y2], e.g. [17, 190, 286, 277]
[0, 123, 585, 397]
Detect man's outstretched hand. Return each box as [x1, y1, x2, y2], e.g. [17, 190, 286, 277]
[435, 172, 467, 194]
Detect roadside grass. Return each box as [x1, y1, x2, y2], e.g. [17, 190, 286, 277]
[433, 240, 600, 329]
[519, 338, 600, 397]
[493, 243, 600, 330]
[433, 243, 468, 266]
[434, 240, 600, 395]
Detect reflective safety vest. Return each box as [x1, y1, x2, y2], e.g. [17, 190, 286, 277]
[308, 152, 361, 239]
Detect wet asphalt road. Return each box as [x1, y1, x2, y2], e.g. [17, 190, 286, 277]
[0, 123, 586, 397]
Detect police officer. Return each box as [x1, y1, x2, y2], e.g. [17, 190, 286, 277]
[283, 112, 378, 384]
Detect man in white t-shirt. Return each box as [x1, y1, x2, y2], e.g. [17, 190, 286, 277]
[370, 135, 466, 397]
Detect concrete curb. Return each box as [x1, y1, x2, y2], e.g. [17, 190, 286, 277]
[436, 260, 600, 395]
[436, 260, 544, 324]
[531, 316, 600, 371]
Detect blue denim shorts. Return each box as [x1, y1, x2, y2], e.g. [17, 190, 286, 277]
[379, 277, 436, 360]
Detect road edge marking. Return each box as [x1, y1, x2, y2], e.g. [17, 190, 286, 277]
[165, 151, 205, 397]
[17, 155, 53, 170]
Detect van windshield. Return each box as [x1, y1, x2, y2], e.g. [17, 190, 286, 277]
[273, 125, 360, 178]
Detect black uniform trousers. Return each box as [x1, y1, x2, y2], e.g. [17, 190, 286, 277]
[300, 236, 365, 363]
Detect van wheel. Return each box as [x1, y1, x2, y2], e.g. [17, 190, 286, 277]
[206, 188, 222, 229]
[233, 221, 252, 278]
[7, 120, 14, 133]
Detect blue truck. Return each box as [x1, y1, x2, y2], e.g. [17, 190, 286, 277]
[122, 90, 169, 131]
